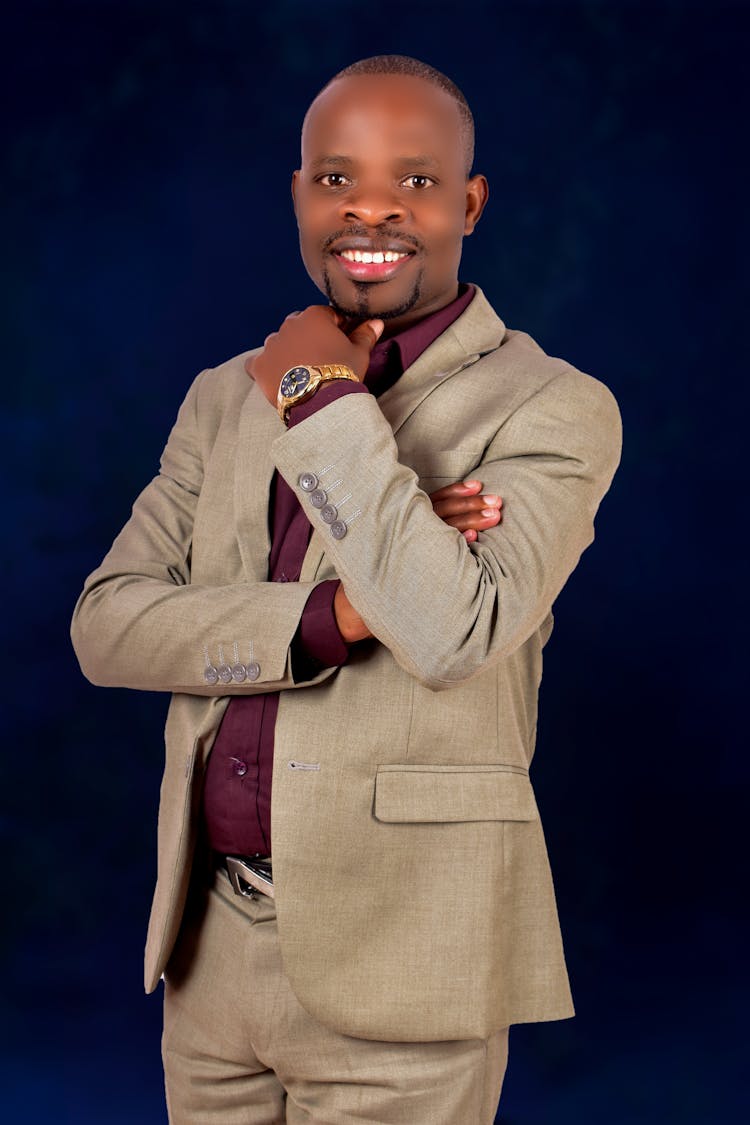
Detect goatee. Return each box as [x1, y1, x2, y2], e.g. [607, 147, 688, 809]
[322, 270, 423, 324]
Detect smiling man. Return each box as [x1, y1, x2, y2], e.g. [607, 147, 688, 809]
[72, 55, 621, 1124]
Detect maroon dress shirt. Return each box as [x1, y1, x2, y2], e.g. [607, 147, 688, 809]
[202, 285, 475, 856]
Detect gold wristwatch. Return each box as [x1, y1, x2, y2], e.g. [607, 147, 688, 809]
[277, 364, 359, 424]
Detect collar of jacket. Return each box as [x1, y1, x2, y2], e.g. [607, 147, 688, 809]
[376, 285, 507, 435]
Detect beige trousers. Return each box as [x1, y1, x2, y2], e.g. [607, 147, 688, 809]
[162, 868, 509, 1124]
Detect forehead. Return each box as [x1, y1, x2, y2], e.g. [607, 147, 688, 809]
[301, 74, 464, 163]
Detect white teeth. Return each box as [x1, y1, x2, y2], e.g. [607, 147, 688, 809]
[339, 249, 408, 264]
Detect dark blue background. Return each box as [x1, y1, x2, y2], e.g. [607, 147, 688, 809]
[2, 1, 747, 1121]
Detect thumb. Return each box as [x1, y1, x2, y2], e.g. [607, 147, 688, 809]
[347, 318, 384, 352]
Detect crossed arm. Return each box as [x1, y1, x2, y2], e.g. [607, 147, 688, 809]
[72, 306, 620, 695]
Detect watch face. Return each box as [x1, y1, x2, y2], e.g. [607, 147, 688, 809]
[280, 366, 311, 398]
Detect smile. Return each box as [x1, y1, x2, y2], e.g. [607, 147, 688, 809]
[339, 249, 410, 264]
[332, 247, 415, 282]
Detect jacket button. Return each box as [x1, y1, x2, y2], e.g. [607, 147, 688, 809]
[204, 666, 219, 684]
[245, 661, 261, 681]
[310, 488, 327, 508]
[217, 664, 233, 684]
[320, 503, 338, 524]
[231, 663, 247, 682]
[330, 520, 347, 540]
[299, 472, 318, 492]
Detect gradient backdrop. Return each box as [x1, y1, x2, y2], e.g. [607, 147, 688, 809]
[2, 1, 747, 1122]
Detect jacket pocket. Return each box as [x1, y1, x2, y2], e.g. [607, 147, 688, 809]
[373, 764, 537, 824]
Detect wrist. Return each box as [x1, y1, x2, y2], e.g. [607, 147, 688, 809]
[277, 364, 359, 425]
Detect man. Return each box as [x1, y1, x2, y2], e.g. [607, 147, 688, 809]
[72, 55, 621, 1124]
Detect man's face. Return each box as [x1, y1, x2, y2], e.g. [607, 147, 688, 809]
[292, 74, 488, 334]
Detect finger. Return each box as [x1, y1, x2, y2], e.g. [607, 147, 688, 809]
[463, 529, 478, 543]
[432, 494, 503, 519]
[347, 319, 384, 352]
[429, 479, 482, 501]
[442, 509, 503, 533]
[244, 355, 255, 377]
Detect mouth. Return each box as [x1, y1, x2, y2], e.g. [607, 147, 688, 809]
[328, 238, 417, 283]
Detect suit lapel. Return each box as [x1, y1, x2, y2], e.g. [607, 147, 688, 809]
[233, 377, 284, 580]
[377, 287, 506, 435]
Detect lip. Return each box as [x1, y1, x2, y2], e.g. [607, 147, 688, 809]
[329, 235, 418, 255]
[328, 237, 418, 283]
[332, 251, 415, 282]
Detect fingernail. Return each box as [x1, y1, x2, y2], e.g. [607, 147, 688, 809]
[481, 495, 499, 506]
[463, 479, 481, 488]
[482, 508, 498, 518]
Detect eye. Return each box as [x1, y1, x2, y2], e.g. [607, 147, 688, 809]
[402, 174, 435, 189]
[317, 173, 351, 188]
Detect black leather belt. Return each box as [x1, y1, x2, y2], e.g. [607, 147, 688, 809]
[221, 854, 274, 900]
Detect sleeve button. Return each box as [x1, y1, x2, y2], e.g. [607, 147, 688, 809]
[217, 664, 233, 684]
[245, 661, 261, 681]
[299, 472, 318, 492]
[320, 503, 338, 524]
[310, 488, 327, 508]
[204, 666, 219, 684]
[231, 663, 247, 682]
[330, 520, 347, 540]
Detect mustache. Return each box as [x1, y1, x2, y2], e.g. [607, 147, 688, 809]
[321, 226, 424, 254]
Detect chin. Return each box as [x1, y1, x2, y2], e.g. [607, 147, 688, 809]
[325, 274, 423, 324]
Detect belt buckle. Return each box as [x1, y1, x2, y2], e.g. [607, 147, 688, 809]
[226, 855, 275, 900]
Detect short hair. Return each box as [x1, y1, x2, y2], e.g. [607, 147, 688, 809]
[315, 54, 475, 175]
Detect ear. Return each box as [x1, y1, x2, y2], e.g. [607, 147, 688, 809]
[464, 174, 489, 236]
[291, 170, 300, 220]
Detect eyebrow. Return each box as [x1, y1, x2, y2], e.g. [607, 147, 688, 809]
[309, 155, 355, 171]
[309, 154, 441, 171]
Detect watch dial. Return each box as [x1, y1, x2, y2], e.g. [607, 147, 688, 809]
[280, 366, 311, 397]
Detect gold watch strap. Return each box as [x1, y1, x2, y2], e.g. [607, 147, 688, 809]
[278, 364, 359, 424]
[312, 364, 359, 381]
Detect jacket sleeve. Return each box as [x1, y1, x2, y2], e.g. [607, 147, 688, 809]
[272, 365, 622, 691]
[70, 370, 334, 696]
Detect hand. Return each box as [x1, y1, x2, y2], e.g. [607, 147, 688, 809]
[429, 479, 503, 543]
[334, 582, 374, 643]
[245, 306, 384, 407]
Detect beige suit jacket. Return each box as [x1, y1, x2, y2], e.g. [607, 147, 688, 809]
[71, 287, 622, 1041]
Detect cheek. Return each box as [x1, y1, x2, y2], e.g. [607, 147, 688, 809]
[420, 200, 468, 250]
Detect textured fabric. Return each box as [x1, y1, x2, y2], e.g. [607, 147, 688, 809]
[163, 867, 509, 1124]
[203, 284, 477, 856]
[71, 286, 622, 1036]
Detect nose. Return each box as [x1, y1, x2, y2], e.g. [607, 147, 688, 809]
[339, 184, 407, 226]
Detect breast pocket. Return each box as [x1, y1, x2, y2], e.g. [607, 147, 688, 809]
[373, 764, 538, 823]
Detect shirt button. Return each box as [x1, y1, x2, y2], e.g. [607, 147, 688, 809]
[231, 663, 247, 682]
[231, 758, 248, 777]
[299, 472, 318, 492]
[320, 503, 338, 525]
[330, 520, 347, 540]
[204, 666, 219, 684]
[217, 664, 233, 684]
[245, 661, 261, 681]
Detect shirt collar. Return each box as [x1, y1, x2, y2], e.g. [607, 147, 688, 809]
[365, 283, 476, 396]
